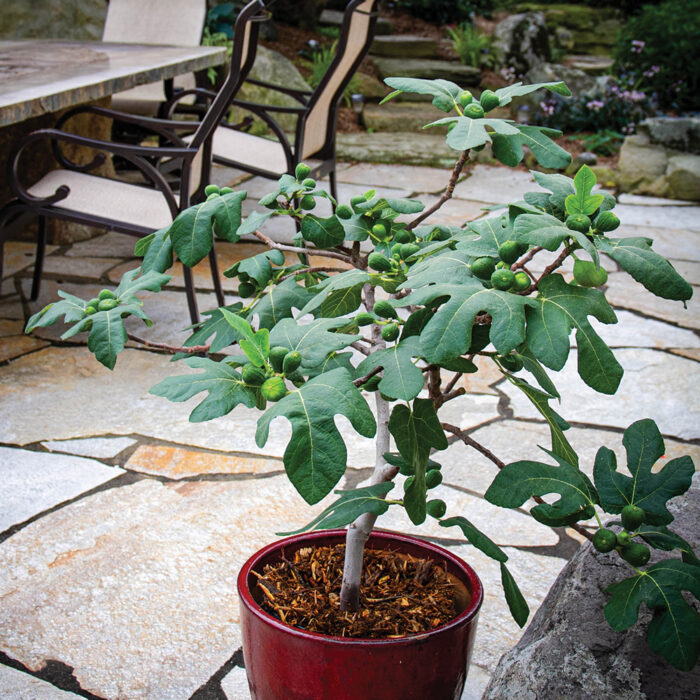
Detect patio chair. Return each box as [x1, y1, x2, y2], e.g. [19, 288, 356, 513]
[167, 0, 379, 199]
[103, 0, 208, 117]
[0, 0, 266, 324]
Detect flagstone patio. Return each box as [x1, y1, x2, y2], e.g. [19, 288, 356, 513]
[0, 162, 698, 699]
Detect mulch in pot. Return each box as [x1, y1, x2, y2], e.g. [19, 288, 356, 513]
[253, 542, 467, 638]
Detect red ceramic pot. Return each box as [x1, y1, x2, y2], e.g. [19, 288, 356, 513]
[237, 529, 483, 700]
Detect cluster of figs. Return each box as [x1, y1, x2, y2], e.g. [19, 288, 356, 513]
[592, 504, 652, 567]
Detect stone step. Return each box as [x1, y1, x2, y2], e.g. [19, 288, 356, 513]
[363, 101, 447, 133]
[370, 35, 438, 59]
[319, 8, 393, 35]
[374, 57, 481, 86]
[565, 54, 614, 76]
[337, 131, 457, 168]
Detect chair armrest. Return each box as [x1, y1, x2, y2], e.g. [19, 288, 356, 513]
[9, 128, 192, 213]
[230, 98, 306, 115]
[56, 105, 196, 143]
[163, 87, 219, 119]
[244, 78, 312, 104]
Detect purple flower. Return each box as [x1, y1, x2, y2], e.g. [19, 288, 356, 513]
[631, 39, 646, 54]
[586, 99, 605, 111]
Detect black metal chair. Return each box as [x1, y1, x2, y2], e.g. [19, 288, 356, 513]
[0, 0, 267, 324]
[167, 0, 379, 199]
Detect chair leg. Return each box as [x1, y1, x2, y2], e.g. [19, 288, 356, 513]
[31, 215, 47, 301]
[183, 264, 200, 325]
[329, 167, 338, 205]
[208, 245, 225, 308]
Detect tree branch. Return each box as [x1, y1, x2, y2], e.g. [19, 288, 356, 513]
[533, 245, 574, 288]
[253, 230, 353, 264]
[436, 387, 466, 407]
[278, 266, 347, 282]
[406, 150, 470, 230]
[442, 422, 594, 541]
[350, 341, 370, 356]
[353, 365, 382, 387]
[127, 333, 210, 355]
[511, 246, 543, 271]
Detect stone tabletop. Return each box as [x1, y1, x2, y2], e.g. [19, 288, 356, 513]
[0, 40, 227, 127]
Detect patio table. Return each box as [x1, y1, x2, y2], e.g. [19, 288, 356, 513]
[0, 39, 227, 127]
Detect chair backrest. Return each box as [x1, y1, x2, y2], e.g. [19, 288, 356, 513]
[298, 0, 378, 161]
[102, 0, 207, 46]
[184, 0, 265, 201]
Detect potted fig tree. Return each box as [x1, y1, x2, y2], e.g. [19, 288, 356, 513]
[26, 77, 698, 697]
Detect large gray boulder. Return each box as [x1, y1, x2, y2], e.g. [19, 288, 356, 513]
[235, 46, 312, 132]
[0, 0, 106, 40]
[638, 117, 700, 156]
[483, 483, 700, 699]
[493, 12, 550, 77]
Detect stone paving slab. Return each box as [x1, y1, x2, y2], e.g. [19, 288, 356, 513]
[405, 194, 491, 227]
[0, 334, 48, 363]
[1, 242, 58, 283]
[337, 162, 458, 194]
[0, 446, 124, 533]
[604, 272, 700, 330]
[614, 204, 700, 232]
[0, 347, 379, 466]
[0, 320, 24, 337]
[337, 132, 457, 169]
[0, 475, 333, 700]
[0, 664, 81, 699]
[64, 231, 139, 259]
[452, 419, 700, 495]
[618, 193, 695, 207]
[590, 309, 700, 349]
[41, 255, 122, 280]
[41, 437, 137, 460]
[125, 444, 284, 479]
[616, 224, 700, 262]
[502, 348, 700, 440]
[452, 165, 545, 205]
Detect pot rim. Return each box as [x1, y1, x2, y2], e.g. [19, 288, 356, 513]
[237, 528, 484, 647]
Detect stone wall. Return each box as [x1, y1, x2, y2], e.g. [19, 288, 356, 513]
[0, 0, 107, 41]
[514, 3, 622, 56]
[617, 118, 700, 201]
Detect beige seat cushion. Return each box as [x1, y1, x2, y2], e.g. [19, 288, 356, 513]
[210, 128, 290, 174]
[111, 74, 197, 116]
[28, 170, 177, 231]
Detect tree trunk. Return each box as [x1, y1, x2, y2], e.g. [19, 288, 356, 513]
[339, 393, 395, 611]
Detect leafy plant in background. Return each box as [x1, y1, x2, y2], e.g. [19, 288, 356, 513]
[201, 28, 234, 85]
[615, 0, 700, 111]
[206, 2, 244, 38]
[26, 77, 698, 669]
[300, 41, 361, 107]
[569, 129, 624, 157]
[446, 23, 501, 70]
[534, 75, 655, 136]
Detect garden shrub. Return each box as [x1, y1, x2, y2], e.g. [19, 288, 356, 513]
[446, 23, 501, 69]
[614, 0, 700, 111]
[394, 0, 499, 24]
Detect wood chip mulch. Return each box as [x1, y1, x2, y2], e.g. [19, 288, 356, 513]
[254, 543, 465, 638]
